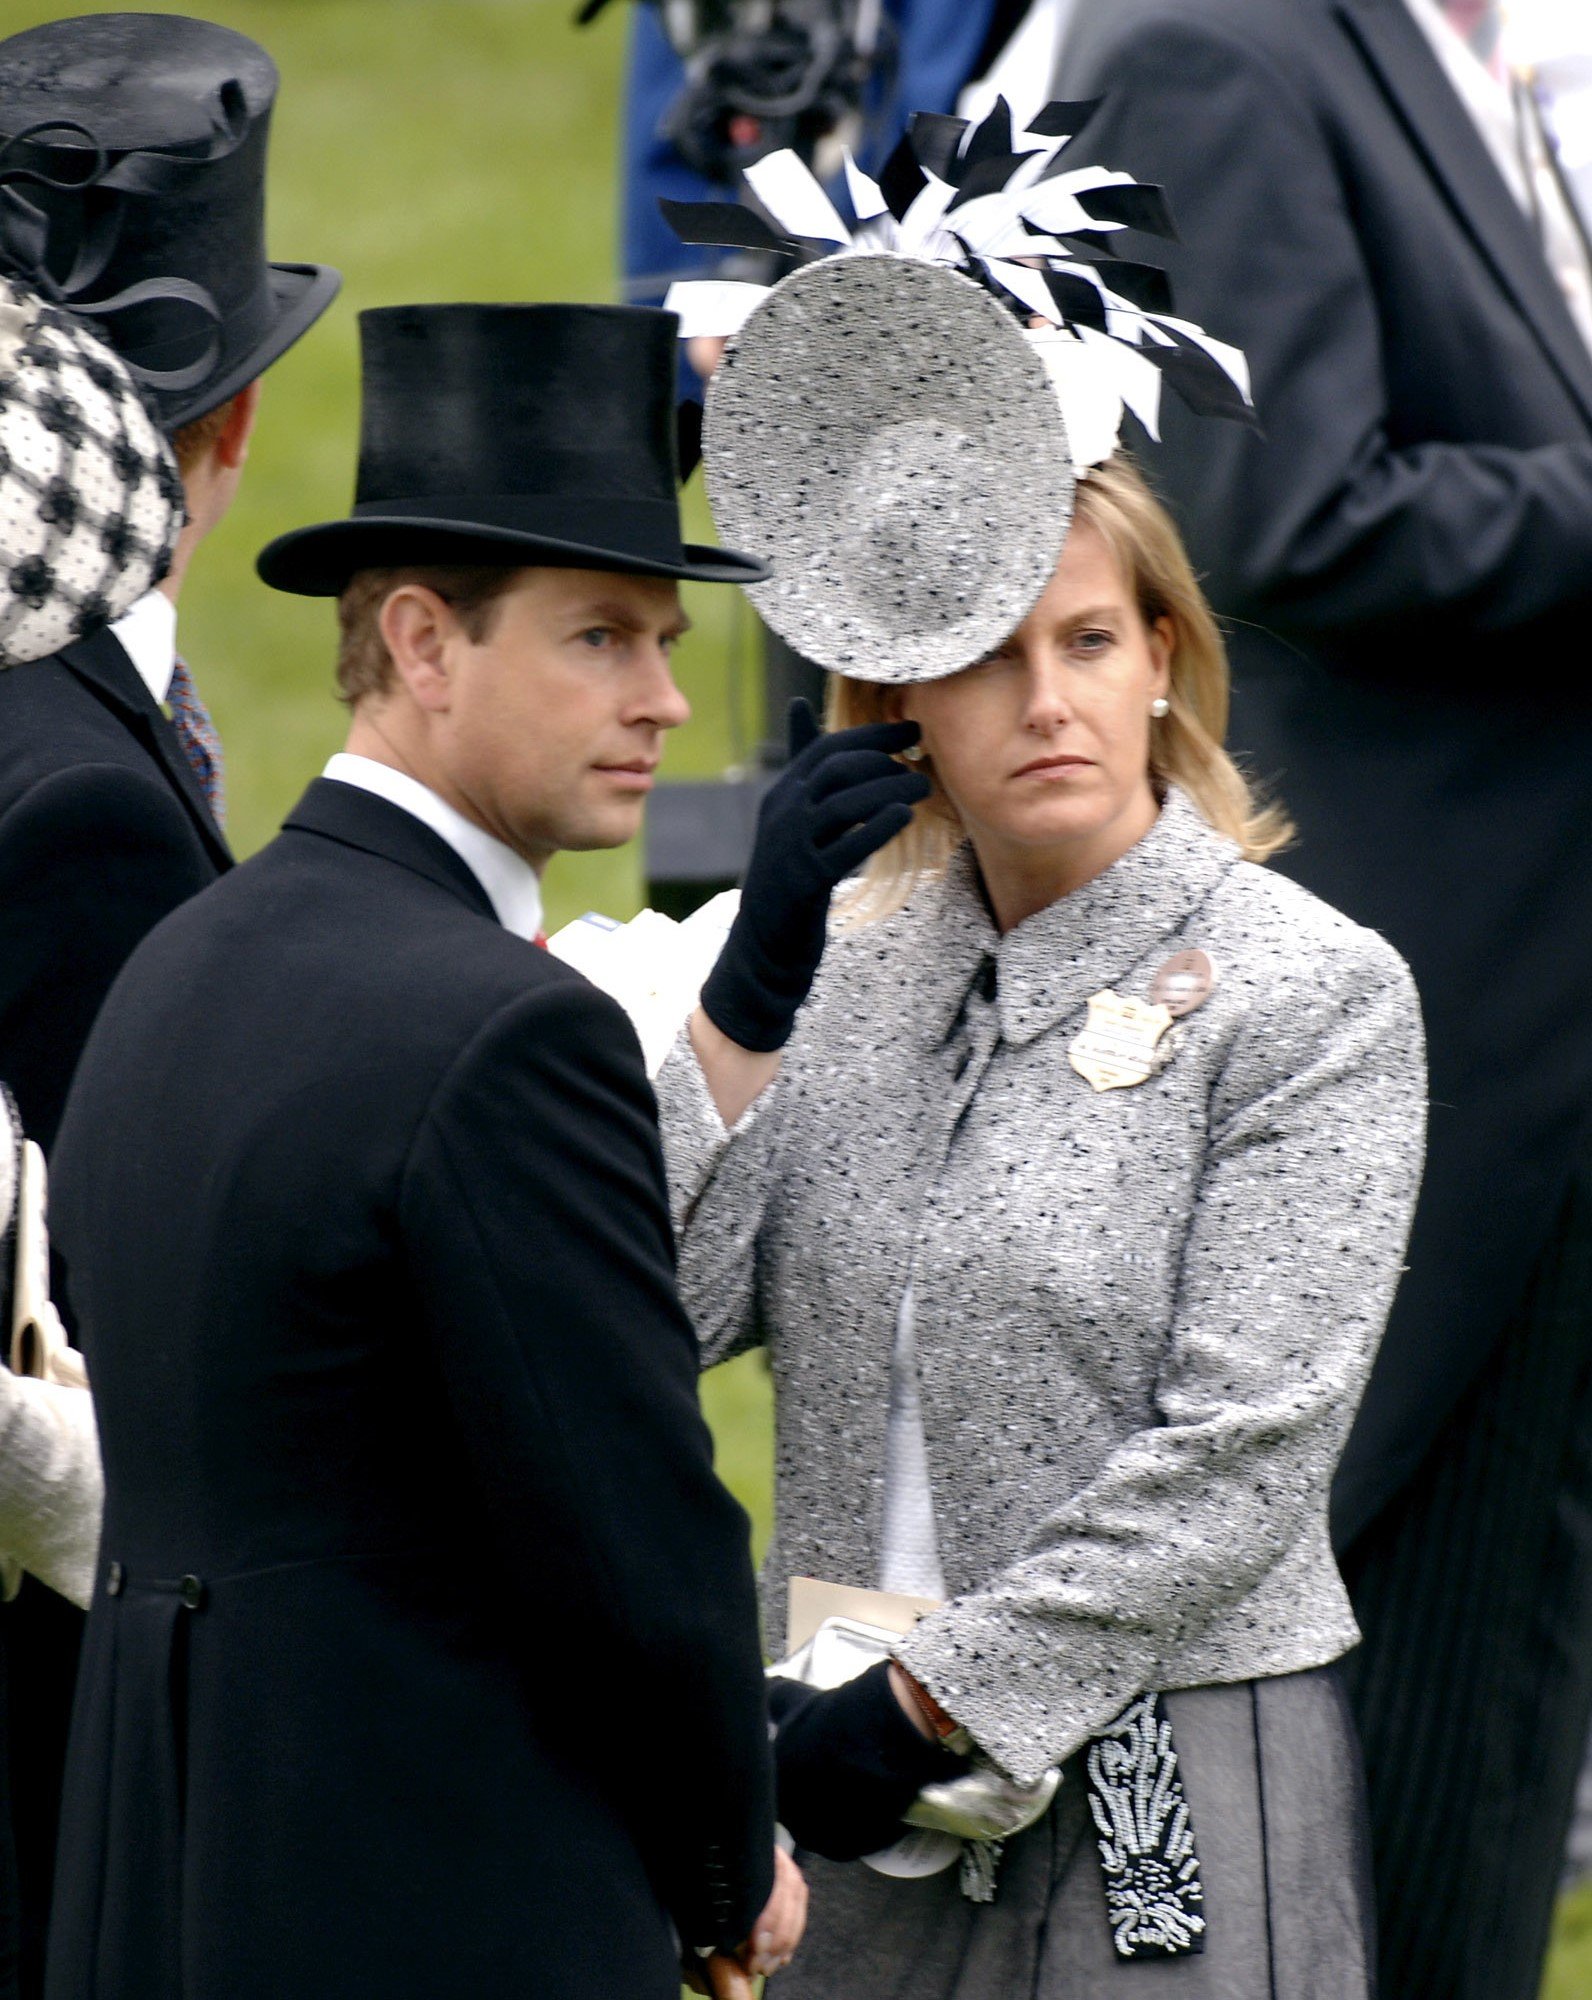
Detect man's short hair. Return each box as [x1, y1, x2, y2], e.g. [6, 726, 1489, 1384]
[335, 566, 526, 707]
[170, 398, 236, 478]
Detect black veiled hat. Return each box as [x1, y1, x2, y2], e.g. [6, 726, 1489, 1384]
[0, 12, 340, 430]
[257, 303, 767, 595]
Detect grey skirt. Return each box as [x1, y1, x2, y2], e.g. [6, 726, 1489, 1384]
[774, 1668, 1375, 2000]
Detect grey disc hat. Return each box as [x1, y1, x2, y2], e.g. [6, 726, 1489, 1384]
[703, 254, 1075, 683]
[667, 99, 1257, 685]
[0, 12, 340, 431]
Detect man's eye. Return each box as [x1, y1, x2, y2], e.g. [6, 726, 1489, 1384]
[579, 628, 615, 649]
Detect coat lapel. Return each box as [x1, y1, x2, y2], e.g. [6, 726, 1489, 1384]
[57, 628, 233, 871]
[1336, 0, 1592, 430]
[282, 778, 500, 923]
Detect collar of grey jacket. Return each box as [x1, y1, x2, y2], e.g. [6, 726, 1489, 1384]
[907, 788, 1239, 1051]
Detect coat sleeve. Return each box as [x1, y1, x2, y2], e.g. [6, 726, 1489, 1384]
[0, 763, 216, 1154]
[397, 979, 775, 1949]
[0, 1374, 101, 1609]
[897, 933, 1426, 1784]
[653, 1029, 787, 1368]
[1054, 12, 1592, 649]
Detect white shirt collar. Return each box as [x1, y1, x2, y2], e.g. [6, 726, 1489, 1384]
[321, 752, 544, 942]
[108, 590, 178, 706]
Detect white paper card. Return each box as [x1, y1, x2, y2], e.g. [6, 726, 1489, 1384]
[547, 892, 740, 1077]
[663, 280, 769, 340]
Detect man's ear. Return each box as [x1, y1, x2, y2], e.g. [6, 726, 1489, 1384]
[215, 379, 261, 472]
[378, 585, 461, 713]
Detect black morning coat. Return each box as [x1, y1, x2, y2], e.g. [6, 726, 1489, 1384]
[1055, 0, 1592, 1547]
[42, 777, 775, 2000]
[0, 627, 230, 2000]
[0, 624, 231, 1154]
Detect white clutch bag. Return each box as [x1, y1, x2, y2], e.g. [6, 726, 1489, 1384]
[772, 1578, 1061, 1881]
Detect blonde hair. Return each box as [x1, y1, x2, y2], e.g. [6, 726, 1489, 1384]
[829, 453, 1291, 924]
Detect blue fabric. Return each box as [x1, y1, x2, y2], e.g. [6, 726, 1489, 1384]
[619, 0, 1000, 304]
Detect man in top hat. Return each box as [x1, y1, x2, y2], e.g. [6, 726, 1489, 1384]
[0, 17, 338, 1988]
[0, 14, 338, 1990]
[42, 300, 799, 1999]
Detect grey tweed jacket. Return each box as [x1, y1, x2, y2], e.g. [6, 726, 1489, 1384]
[656, 790, 1425, 1786]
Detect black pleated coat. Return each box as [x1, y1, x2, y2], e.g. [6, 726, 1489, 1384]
[43, 778, 774, 2000]
[0, 627, 230, 2000]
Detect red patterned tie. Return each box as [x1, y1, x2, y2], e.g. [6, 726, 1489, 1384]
[165, 655, 226, 830]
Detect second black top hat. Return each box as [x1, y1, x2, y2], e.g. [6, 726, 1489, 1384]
[257, 303, 767, 594]
[0, 11, 340, 429]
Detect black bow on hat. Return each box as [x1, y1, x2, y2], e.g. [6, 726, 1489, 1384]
[0, 12, 339, 430]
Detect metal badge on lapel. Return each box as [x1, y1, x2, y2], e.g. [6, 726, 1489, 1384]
[1069, 992, 1175, 1091]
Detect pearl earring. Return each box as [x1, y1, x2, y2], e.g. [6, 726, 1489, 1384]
[901, 742, 927, 762]
[1150, 697, 1171, 719]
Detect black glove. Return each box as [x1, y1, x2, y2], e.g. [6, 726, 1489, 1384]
[700, 699, 929, 1052]
[767, 1662, 965, 1862]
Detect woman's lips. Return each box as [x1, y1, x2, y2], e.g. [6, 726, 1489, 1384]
[1012, 754, 1092, 780]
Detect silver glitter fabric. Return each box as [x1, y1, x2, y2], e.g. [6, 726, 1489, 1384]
[655, 791, 1426, 1787]
[0, 281, 182, 667]
[702, 254, 1075, 683]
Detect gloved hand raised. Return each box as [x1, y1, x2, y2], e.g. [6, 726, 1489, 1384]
[701, 699, 930, 1052]
[767, 1663, 965, 1862]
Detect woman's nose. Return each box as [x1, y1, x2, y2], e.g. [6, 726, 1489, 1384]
[1021, 656, 1074, 731]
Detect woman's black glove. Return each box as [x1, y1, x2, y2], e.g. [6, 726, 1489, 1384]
[766, 1662, 965, 1862]
[700, 699, 929, 1052]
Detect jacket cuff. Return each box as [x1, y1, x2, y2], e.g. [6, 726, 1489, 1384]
[684, 1835, 775, 1955]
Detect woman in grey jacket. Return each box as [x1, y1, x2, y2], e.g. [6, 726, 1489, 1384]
[656, 455, 1426, 1997]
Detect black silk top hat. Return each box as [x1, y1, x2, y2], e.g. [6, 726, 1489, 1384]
[256, 303, 768, 595]
[0, 12, 340, 430]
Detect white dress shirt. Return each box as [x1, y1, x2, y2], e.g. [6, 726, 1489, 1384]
[108, 589, 178, 706]
[1404, 0, 1592, 351]
[322, 752, 544, 943]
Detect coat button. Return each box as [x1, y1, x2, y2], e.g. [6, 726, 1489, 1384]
[105, 1561, 123, 1597]
[179, 1575, 205, 1611]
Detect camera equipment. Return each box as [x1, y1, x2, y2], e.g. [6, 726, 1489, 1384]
[580, 0, 895, 182]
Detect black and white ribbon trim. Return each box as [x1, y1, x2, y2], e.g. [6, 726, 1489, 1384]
[1086, 1691, 1206, 1959]
[661, 94, 1256, 467]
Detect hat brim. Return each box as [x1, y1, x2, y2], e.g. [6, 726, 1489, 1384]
[161, 260, 343, 430]
[703, 255, 1076, 684]
[256, 515, 769, 596]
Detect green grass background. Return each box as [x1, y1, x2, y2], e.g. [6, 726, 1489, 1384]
[4, 2, 1588, 1986]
